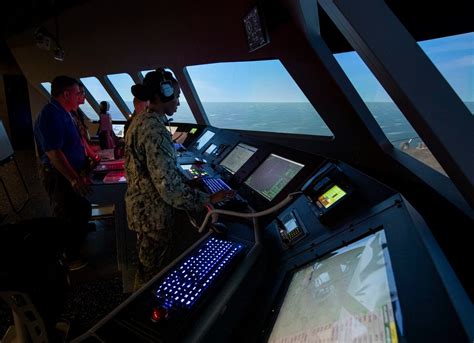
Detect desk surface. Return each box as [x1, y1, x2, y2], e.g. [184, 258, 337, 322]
[88, 168, 127, 204]
[87, 172, 133, 292]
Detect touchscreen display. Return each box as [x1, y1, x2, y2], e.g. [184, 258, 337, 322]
[244, 154, 304, 201]
[219, 143, 257, 174]
[203, 143, 217, 155]
[268, 231, 400, 343]
[317, 184, 347, 209]
[194, 130, 215, 151]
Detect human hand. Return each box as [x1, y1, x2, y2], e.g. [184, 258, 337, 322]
[210, 190, 236, 204]
[71, 176, 93, 197]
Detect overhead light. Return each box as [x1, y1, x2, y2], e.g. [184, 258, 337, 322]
[53, 47, 65, 62]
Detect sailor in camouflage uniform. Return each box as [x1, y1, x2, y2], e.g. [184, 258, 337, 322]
[125, 69, 233, 290]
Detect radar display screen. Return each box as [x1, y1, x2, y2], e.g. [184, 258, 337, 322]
[194, 130, 215, 151]
[219, 143, 258, 174]
[268, 231, 400, 343]
[244, 154, 303, 201]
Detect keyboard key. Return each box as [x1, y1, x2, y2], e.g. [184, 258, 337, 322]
[201, 177, 231, 193]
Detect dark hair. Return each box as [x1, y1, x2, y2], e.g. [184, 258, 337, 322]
[99, 101, 109, 113]
[51, 75, 79, 98]
[131, 67, 178, 102]
[131, 84, 153, 102]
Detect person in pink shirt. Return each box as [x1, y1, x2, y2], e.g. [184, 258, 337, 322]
[98, 101, 117, 149]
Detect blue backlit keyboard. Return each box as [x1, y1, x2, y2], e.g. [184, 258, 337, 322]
[201, 177, 231, 193]
[154, 237, 245, 311]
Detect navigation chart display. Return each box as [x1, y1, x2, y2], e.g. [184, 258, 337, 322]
[219, 143, 257, 174]
[244, 154, 303, 201]
[268, 231, 400, 343]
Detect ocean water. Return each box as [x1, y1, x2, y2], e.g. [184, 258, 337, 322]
[91, 101, 474, 144]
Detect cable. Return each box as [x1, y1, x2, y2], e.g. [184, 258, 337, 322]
[197, 191, 303, 233]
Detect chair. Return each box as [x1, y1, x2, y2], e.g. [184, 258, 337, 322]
[0, 218, 70, 342]
[0, 291, 49, 343]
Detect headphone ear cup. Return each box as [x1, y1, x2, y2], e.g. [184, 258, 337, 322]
[155, 68, 176, 102]
[159, 81, 175, 102]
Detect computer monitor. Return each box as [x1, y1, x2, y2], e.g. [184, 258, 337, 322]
[268, 230, 400, 343]
[203, 143, 218, 156]
[167, 125, 178, 135]
[193, 130, 215, 151]
[219, 143, 258, 174]
[244, 154, 304, 201]
[180, 164, 193, 171]
[112, 124, 125, 138]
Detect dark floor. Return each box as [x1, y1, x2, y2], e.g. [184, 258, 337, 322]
[0, 150, 130, 341]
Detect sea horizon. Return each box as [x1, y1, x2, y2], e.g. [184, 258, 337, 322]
[80, 101, 474, 144]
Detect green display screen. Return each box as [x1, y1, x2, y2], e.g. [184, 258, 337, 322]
[317, 184, 346, 209]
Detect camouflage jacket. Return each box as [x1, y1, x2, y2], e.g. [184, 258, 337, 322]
[124, 111, 209, 239]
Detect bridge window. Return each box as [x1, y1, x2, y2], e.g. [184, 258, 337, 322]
[40, 82, 51, 94]
[421, 32, 473, 113]
[40, 81, 99, 121]
[107, 73, 136, 113]
[140, 69, 196, 124]
[333, 33, 473, 176]
[186, 60, 333, 136]
[333, 53, 419, 145]
[80, 77, 124, 121]
[140, 70, 153, 78]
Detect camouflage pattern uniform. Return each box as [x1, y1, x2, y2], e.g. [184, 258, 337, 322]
[125, 111, 209, 290]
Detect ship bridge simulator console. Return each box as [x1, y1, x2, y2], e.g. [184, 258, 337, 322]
[75, 125, 473, 343]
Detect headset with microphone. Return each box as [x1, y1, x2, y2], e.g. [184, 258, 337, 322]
[156, 68, 176, 103]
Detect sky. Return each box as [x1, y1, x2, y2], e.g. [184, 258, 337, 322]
[41, 32, 473, 104]
[334, 32, 473, 102]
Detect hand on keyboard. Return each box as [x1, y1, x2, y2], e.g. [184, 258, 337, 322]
[201, 178, 247, 210]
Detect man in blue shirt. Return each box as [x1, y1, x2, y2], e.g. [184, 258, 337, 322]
[35, 75, 92, 270]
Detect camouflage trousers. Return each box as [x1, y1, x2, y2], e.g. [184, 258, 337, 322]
[134, 228, 175, 291]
